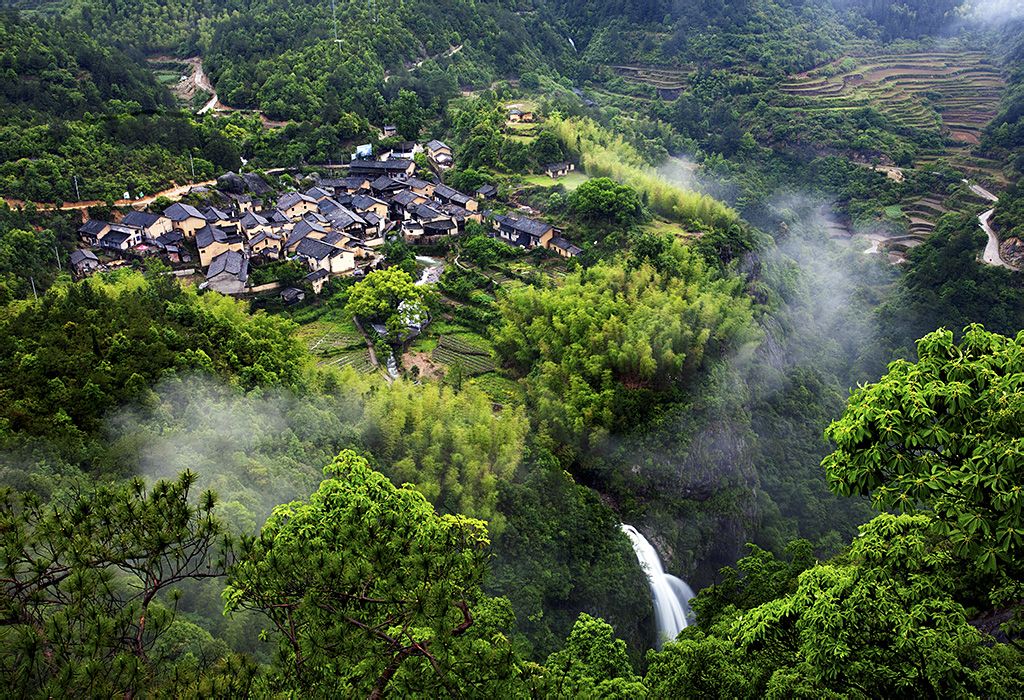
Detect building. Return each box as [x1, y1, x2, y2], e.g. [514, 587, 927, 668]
[69, 249, 101, 277]
[508, 107, 535, 123]
[99, 224, 142, 252]
[121, 210, 172, 240]
[381, 125, 398, 139]
[350, 194, 389, 220]
[547, 236, 583, 258]
[163, 202, 208, 239]
[305, 268, 330, 295]
[196, 224, 245, 268]
[78, 219, 110, 246]
[205, 250, 249, 295]
[544, 162, 575, 178]
[475, 184, 498, 200]
[493, 214, 555, 249]
[348, 159, 416, 178]
[295, 237, 355, 275]
[280, 287, 306, 304]
[249, 230, 284, 259]
[433, 184, 478, 212]
[277, 192, 319, 220]
[425, 140, 453, 167]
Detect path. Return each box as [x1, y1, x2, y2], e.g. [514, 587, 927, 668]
[961, 179, 1014, 270]
[3, 178, 218, 212]
[384, 44, 463, 83]
[194, 59, 219, 115]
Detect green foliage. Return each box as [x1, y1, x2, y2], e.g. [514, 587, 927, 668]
[0, 272, 304, 454]
[223, 450, 522, 697]
[493, 254, 757, 446]
[825, 325, 1024, 576]
[0, 471, 231, 697]
[362, 380, 527, 527]
[568, 177, 646, 226]
[344, 267, 427, 337]
[542, 614, 644, 697]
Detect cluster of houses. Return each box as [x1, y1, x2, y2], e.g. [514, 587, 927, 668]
[71, 141, 581, 296]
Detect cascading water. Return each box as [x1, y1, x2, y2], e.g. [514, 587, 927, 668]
[621, 524, 695, 649]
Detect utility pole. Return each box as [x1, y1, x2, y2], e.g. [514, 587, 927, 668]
[72, 174, 81, 201]
[54, 244, 61, 272]
[331, 0, 343, 56]
[189, 152, 196, 181]
[30, 276, 37, 301]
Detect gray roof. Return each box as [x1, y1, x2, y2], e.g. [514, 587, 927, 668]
[196, 224, 243, 249]
[286, 219, 328, 248]
[426, 139, 449, 152]
[323, 204, 366, 230]
[550, 236, 582, 255]
[296, 237, 344, 261]
[206, 250, 248, 282]
[351, 194, 386, 211]
[101, 230, 132, 248]
[349, 159, 414, 175]
[164, 202, 205, 221]
[121, 211, 163, 229]
[78, 219, 108, 235]
[434, 184, 472, 206]
[304, 186, 333, 200]
[202, 206, 232, 222]
[392, 189, 420, 208]
[240, 211, 269, 230]
[70, 249, 99, 265]
[498, 214, 553, 237]
[277, 192, 316, 211]
[305, 268, 330, 282]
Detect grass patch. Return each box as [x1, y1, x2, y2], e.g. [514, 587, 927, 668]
[466, 372, 523, 407]
[522, 172, 590, 191]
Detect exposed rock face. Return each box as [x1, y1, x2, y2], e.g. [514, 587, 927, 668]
[216, 171, 246, 194]
[1000, 237, 1024, 269]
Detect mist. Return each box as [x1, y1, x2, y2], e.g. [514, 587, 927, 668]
[104, 374, 365, 532]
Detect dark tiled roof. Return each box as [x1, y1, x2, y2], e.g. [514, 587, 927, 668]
[70, 249, 99, 265]
[498, 214, 553, 237]
[550, 236, 582, 255]
[121, 211, 162, 229]
[207, 250, 248, 281]
[196, 224, 243, 249]
[434, 184, 472, 205]
[240, 211, 269, 229]
[78, 219, 108, 235]
[349, 159, 414, 175]
[164, 202, 204, 221]
[426, 139, 449, 152]
[296, 237, 343, 261]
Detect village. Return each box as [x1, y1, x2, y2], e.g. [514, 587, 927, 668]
[69, 128, 582, 302]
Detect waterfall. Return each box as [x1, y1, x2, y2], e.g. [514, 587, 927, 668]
[621, 524, 695, 649]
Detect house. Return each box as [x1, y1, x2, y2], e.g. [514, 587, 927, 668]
[240, 211, 271, 236]
[305, 268, 330, 295]
[544, 162, 575, 178]
[285, 218, 330, 252]
[121, 211, 172, 240]
[69, 249, 101, 277]
[370, 176, 409, 197]
[433, 184, 478, 212]
[201, 206, 234, 226]
[348, 159, 416, 177]
[493, 214, 555, 249]
[318, 200, 368, 238]
[426, 140, 452, 167]
[280, 287, 306, 304]
[163, 203, 208, 239]
[476, 184, 498, 200]
[205, 250, 249, 295]
[508, 107, 535, 123]
[196, 224, 245, 268]
[78, 219, 110, 245]
[277, 192, 318, 220]
[304, 186, 334, 202]
[99, 224, 142, 252]
[547, 236, 583, 258]
[322, 176, 370, 194]
[249, 230, 284, 258]
[295, 237, 355, 275]
[350, 194, 389, 220]
[387, 141, 421, 160]
[381, 125, 398, 139]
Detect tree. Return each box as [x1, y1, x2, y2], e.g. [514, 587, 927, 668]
[223, 450, 509, 697]
[824, 325, 1024, 576]
[344, 268, 428, 337]
[542, 614, 644, 697]
[0, 472, 231, 697]
[389, 90, 424, 140]
[567, 177, 646, 226]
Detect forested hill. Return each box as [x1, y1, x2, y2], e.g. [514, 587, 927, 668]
[62, 0, 575, 121]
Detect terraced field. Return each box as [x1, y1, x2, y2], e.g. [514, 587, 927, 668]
[780, 51, 1005, 148]
[431, 335, 496, 376]
[302, 325, 377, 373]
[606, 65, 691, 99]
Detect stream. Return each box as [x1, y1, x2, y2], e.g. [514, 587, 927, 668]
[414, 256, 445, 285]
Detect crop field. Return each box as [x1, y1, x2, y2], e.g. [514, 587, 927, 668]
[607, 65, 690, 93]
[431, 335, 496, 376]
[780, 51, 1005, 148]
[298, 321, 377, 373]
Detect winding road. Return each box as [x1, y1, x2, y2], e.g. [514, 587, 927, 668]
[965, 179, 1015, 270]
